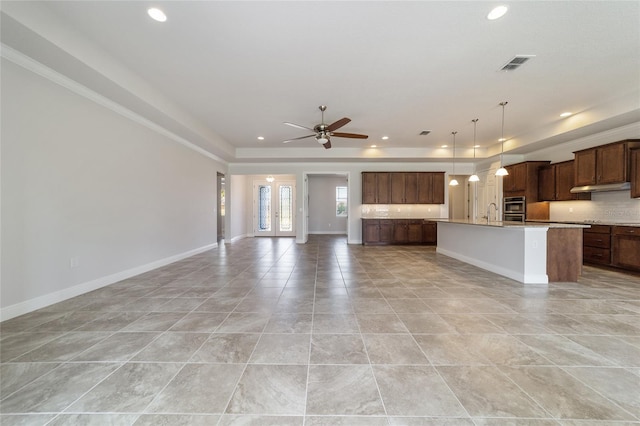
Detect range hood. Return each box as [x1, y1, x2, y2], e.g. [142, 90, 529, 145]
[570, 182, 631, 193]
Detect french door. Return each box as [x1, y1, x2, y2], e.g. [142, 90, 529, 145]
[253, 181, 296, 237]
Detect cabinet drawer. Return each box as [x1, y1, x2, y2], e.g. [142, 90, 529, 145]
[583, 232, 611, 249]
[585, 225, 611, 234]
[613, 226, 640, 236]
[583, 246, 611, 265]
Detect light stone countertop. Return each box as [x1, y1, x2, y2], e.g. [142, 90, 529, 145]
[433, 219, 590, 229]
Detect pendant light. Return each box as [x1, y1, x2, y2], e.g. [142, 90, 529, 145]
[449, 131, 459, 186]
[469, 119, 480, 182]
[266, 175, 275, 183]
[495, 101, 509, 176]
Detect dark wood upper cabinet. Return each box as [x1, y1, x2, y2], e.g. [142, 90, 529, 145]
[502, 161, 550, 202]
[404, 173, 418, 203]
[538, 165, 556, 201]
[430, 173, 445, 204]
[363, 172, 444, 204]
[417, 172, 445, 204]
[504, 163, 527, 192]
[389, 172, 420, 203]
[390, 173, 406, 204]
[631, 148, 640, 198]
[574, 140, 640, 186]
[538, 160, 590, 201]
[362, 172, 391, 203]
[574, 149, 597, 186]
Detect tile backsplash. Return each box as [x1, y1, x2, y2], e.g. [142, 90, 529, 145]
[550, 191, 640, 223]
[361, 204, 445, 218]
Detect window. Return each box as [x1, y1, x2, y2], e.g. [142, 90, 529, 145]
[336, 186, 347, 217]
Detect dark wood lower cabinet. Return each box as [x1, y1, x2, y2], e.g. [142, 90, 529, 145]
[583, 225, 640, 273]
[612, 226, 640, 271]
[362, 219, 437, 245]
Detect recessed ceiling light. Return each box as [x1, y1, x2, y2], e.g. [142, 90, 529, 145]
[560, 112, 573, 118]
[381, 136, 389, 140]
[474, 145, 481, 148]
[498, 138, 506, 142]
[257, 136, 265, 140]
[441, 145, 448, 148]
[370, 145, 377, 148]
[487, 5, 508, 20]
[147, 7, 167, 22]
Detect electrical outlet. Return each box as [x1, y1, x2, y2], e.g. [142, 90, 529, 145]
[569, 207, 573, 213]
[69, 257, 79, 269]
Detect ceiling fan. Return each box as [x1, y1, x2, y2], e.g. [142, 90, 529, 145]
[282, 105, 368, 149]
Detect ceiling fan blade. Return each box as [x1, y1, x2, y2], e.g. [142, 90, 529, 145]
[326, 117, 351, 132]
[282, 134, 315, 143]
[331, 132, 369, 139]
[323, 140, 332, 149]
[283, 122, 314, 131]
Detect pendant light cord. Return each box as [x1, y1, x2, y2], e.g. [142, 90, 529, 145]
[499, 101, 508, 166]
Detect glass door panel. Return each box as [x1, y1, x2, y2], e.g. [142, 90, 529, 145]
[253, 180, 296, 237]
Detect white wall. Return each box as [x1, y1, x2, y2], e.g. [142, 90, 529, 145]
[308, 175, 348, 234]
[1, 59, 225, 319]
[228, 174, 249, 241]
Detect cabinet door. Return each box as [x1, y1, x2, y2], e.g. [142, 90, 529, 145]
[392, 220, 408, 242]
[555, 160, 590, 201]
[597, 143, 626, 184]
[574, 149, 597, 186]
[612, 228, 640, 271]
[417, 173, 432, 203]
[430, 173, 445, 204]
[379, 220, 393, 242]
[376, 173, 391, 204]
[538, 165, 556, 201]
[502, 165, 515, 191]
[362, 220, 380, 244]
[512, 163, 527, 192]
[390, 173, 406, 204]
[631, 149, 640, 198]
[404, 173, 418, 203]
[422, 222, 437, 244]
[407, 220, 422, 243]
[362, 173, 377, 204]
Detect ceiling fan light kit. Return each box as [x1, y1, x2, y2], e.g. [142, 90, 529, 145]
[282, 105, 368, 149]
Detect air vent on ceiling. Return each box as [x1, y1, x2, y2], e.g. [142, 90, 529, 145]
[500, 55, 535, 71]
[419, 130, 431, 135]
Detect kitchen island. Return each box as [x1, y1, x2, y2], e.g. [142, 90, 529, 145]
[435, 219, 589, 284]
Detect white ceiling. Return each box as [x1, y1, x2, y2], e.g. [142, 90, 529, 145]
[2, 1, 639, 163]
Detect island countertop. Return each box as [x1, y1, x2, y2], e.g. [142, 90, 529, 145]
[433, 218, 590, 229]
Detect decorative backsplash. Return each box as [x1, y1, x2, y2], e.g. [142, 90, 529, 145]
[361, 204, 445, 218]
[550, 191, 640, 223]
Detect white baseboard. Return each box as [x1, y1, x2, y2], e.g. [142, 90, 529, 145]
[308, 231, 348, 235]
[0, 243, 218, 321]
[227, 234, 249, 243]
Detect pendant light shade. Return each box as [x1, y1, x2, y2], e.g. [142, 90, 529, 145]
[495, 101, 509, 177]
[469, 118, 480, 182]
[449, 131, 459, 186]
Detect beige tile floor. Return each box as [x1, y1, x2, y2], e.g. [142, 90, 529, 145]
[1, 235, 640, 425]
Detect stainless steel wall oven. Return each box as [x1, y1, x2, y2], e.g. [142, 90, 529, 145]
[504, 196, 525, 222]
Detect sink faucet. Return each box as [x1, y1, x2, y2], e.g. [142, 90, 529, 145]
[487, 203, 498, 223]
